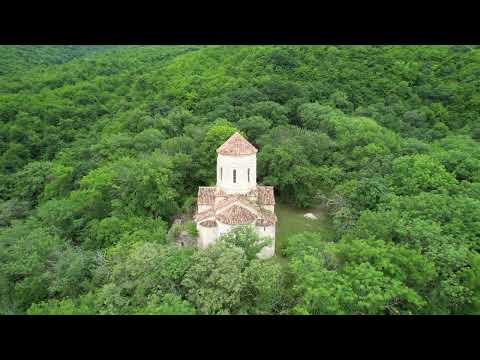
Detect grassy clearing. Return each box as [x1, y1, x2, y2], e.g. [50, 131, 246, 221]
[274, 202, 333, 264]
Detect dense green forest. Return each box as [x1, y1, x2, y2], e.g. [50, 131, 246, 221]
[0, 45, 127, 77]
[1, 45, 480, 315]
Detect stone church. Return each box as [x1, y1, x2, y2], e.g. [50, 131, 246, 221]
[194, 132, 276, 259]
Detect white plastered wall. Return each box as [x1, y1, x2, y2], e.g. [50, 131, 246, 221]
[217, 222, 234, 238]
[256, 225, 275, 259]
[217, 154, 257, 194]
[197, 223, 218, 249]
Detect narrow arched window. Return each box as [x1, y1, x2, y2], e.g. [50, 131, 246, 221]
[248, 168, 250, 183]
[233, 169, 236, 183]
[220, 167, 223, 181]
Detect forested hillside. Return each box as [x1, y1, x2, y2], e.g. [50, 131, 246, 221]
[0, 45, 125, 77]
[1, 45, 480, 315]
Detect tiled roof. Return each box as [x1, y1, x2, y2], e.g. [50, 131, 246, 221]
[198, 187, 216, 205]
[195, 194, 276, 226]
[195, 208, 215, 222]
[196, 185, 275, 227]
[199, 220, 217, 227]
[256, 217, 276, 226]
[215, 196, 240, 211]
[256, 209, 277, 226]
[257, 186, 275, 205]
[216, 132, 258, 156]
[216, 205, 257, 225]
[215, 194, 253, 211]
[246, 188, 257, 196]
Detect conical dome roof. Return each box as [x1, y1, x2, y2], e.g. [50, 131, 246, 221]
[216, 132, 257, 156]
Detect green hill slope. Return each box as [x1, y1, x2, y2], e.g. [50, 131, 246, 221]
[0, 45, 127, 77]
[1, 45, 480, 315]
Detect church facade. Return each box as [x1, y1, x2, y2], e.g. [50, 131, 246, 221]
[194, 132, 276, 259]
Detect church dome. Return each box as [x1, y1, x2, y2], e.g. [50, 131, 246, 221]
[216, 132, 257, 156]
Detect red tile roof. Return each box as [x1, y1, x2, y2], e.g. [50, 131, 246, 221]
[257, 186, 275, 205]
[216, 132, 258, 156]
[198, 187, 216, 205]
[215, 196, 240, 211]
[256, 217, 276, 226]
[256, 209, 277, 226]
[195, 208, 215, 222]
[199, 220, 217, 227]
[215, 194, 253, 211]
[216, 204, 257, 225]
[196, 186, 275, 227]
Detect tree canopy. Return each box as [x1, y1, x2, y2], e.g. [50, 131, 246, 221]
[1, 45, 480, 315]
